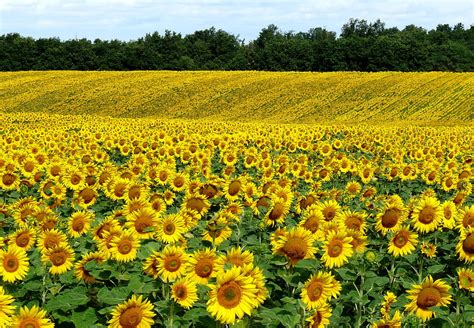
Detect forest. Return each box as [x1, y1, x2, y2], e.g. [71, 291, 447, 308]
[1, 19, 473, 72]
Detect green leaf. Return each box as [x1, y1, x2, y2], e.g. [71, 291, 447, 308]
[97, 287, 130, 305]
[46, 286, 90, 312]
[427, 264, 446, 274]
[70, 308, 98, 327]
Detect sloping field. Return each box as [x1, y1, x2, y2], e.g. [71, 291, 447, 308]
[0, 71, 472, 123]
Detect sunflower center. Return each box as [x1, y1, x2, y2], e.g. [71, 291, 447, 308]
[135, 216, 152, 233]
[322, 207, 335, 221]
[393, 231, 409, 248]
[128, 186, 141, 199]
[4, 256, 19, 272]
[79, 188, 95, 203]
[16, 232, 30, 247]
[18, 318, 40, 328]
[175, 286, 187, 299]
[311, 312, 323, 326]
[2, 173, 16, 186]
[462, 233, 474, 254]
[228, 256, 244, 267]
[195, 258, 213, 278]
[217, 281, 242, 309]
[73, 219, 85, 232]
[307, 281, 324, 301]
[282, 237, 308, 262]
[174, 177, 185, 188]
[328, 239, 344, 257]
[24, 161, 35, 172]
[444, 207, 452, 220]
[164, 255, 181, 272]
[419, 207, 436, 224]
[269, 203, 284, 221]
[345, 216, 362, 230]
[303, 216, 320, 233]
[164, 222, 176, 235]
[187, 198, 206, 213]
[381, 208, 400, 228]
[416, 287, 441, 309]
[119, 306, 143, 328]
[71, 175, 81, 185]
[463, 213, 474, 228]
[118, 240, 133, 255]
[51, 251, 67, 266]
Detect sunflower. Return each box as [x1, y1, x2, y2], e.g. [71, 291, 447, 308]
[11, 305, 54, 328]
[0, 286, 15, 327]
[214, 247, 254, 273]
[156, 245, 189, 282]
[243, 264, 268, 306]
[202, 217, 232, 246]
[75, 186, 98, 208]
[156, 214, 186, 244]
[318, 200, 340, 222]
[346, 230, 367, 254]
[380, 291, 397, 318]
[301, 271, 341, 310]
[41, 243, 75, 275]
[9, 227, 36, 251]
[375, 196, 406, 235]
[371, 311, 401, 328]
[457, 267, 474, 292]
[441, 201, 457, 229]
[0, 246, 29, 283]
[0, 171, 20, 190]
[110, 230, 140, 263]
[186, 248, 217, 285]
[387, 227, 418, 257]
[298, 205, 325, 237]
[305, 304, 332, 328]
[92, 217, 121, 242]
[456, 204, 474, 230]
[272, 227, 318, 266]
[143, 250, 161, 279]
[68, 210, 93, 238]
[411, 196, 443, 234]
[172, 278, 198, 309]
[125, 207, 158, 239]
[321, 231, 353, 269]
[182, 193, 210, 217]
[338, 210, 367, 233]
[74, 251, 106, 284]
[456, 227, 474, 263]
[420, 241, 437, 258]
[404, 275, 452, 322]
[36, 229, 68, 253]
[108, 295, 155, 328]
[345, 181, 361, 197]
[207, 266, 259, 325]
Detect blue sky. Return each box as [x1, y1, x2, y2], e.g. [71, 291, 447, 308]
[0, 0, 472, 41]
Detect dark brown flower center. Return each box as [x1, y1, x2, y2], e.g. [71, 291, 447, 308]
[217, 281, 242, 309]
[419, 206, 436, 224]
[381, 208, 400, 228]
[416, 287, 441, 309]
[164, 255, 181, 272]
[119, 306, 143, 328]
[327, 239, 343, 257]
[462, 233, 474, 254]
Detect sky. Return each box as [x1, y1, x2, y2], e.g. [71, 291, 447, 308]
[0, 0, 472, 42]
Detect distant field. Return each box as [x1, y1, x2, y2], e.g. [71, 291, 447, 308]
[0, 71, 472, 123]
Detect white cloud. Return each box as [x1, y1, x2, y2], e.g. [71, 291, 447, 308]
[0, 0, 472, 40]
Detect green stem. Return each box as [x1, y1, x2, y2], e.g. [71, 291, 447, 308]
[418, 256, 424, 283]
[168, 299, 175, 327]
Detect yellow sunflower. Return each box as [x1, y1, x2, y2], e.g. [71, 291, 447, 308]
[202, 217, 232, 246]
[182, 193, 210, 217]
[371, 311, 401, 328]
[317, 200, 340, 222]
[0, 286, 15, 327]
[441, 201, 457, 230]
[321, 231, 353, 269]
[11, 305, 54, 328]
[306, 304, 332, 328]
[420, 241, 437, 258]
[404, 275, 452, 322]
[207, 266, 259, 325]
[301, 271, 341, 310]
[156, 214, 186, 244]
[110, 230, 140, 263]
[108, 295, 155, 328]
[338, 210, 367, 233]
[0, 246, 29, 283]
[298, 205, 325, 237]
[375, 196, 406, 235]
[214, 247, 255, 273]
[8, 227, 36, 251]
[36, 229, 68, 253]
[68, 210, 93, 238]
[456, 227, 474, 263]
[186, 248, 217, 285]
[125, 207, 158, 240]
[411, 196, 443, 234]
[457, 267, 474, 292]
[41, 243, 75, 275]
[172, 278, 198, 309]
[387, 227, 418, 257]
[456, 204, 474, 230]
[272, 227, 318, 266]
[156, 245, 189, 282]
[263, 198, 290, 227]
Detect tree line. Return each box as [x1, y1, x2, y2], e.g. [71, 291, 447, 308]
[1, 19, 473, 72]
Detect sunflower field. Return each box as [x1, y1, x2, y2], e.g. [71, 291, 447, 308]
[0, 98, 473, 327]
